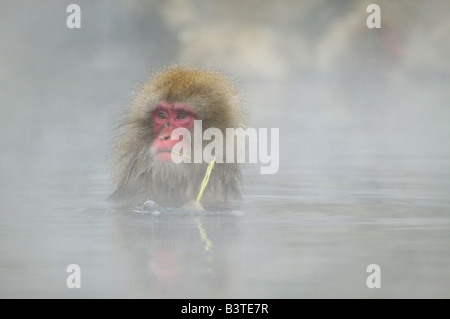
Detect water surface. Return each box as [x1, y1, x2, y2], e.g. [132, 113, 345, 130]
[1, 0, 449, 298]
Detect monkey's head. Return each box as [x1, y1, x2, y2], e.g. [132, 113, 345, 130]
[111, 65, 246, 207]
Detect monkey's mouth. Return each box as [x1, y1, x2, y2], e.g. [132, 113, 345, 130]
[154, 149, 172, 154]
[154, 149, 176, 162]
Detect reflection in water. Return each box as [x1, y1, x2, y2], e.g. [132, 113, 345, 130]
[115, 208, 241, 298]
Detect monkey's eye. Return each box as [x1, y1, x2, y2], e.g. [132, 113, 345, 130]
[176, 112, 187, 120]
[157, 112, 167, 119]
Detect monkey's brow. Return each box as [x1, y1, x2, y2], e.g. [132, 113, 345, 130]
[153, 106, 165, 112]
[154, 105, 194, 114]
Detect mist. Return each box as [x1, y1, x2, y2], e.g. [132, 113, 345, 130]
[1, 0, 449, 298]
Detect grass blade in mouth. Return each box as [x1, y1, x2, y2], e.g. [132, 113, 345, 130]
[196, 158, 216, 203]
[169, 151, 216, 203]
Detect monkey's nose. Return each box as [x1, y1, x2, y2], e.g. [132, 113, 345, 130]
[159, 134, 170, 140]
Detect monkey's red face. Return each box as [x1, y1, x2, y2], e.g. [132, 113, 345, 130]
[151, 101, 197, 162]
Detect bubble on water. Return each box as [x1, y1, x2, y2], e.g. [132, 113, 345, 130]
[132, 200, 168, 214]
[143, 200, 158, 210]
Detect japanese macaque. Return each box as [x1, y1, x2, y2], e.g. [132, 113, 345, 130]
[110, 65, 246, 209]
